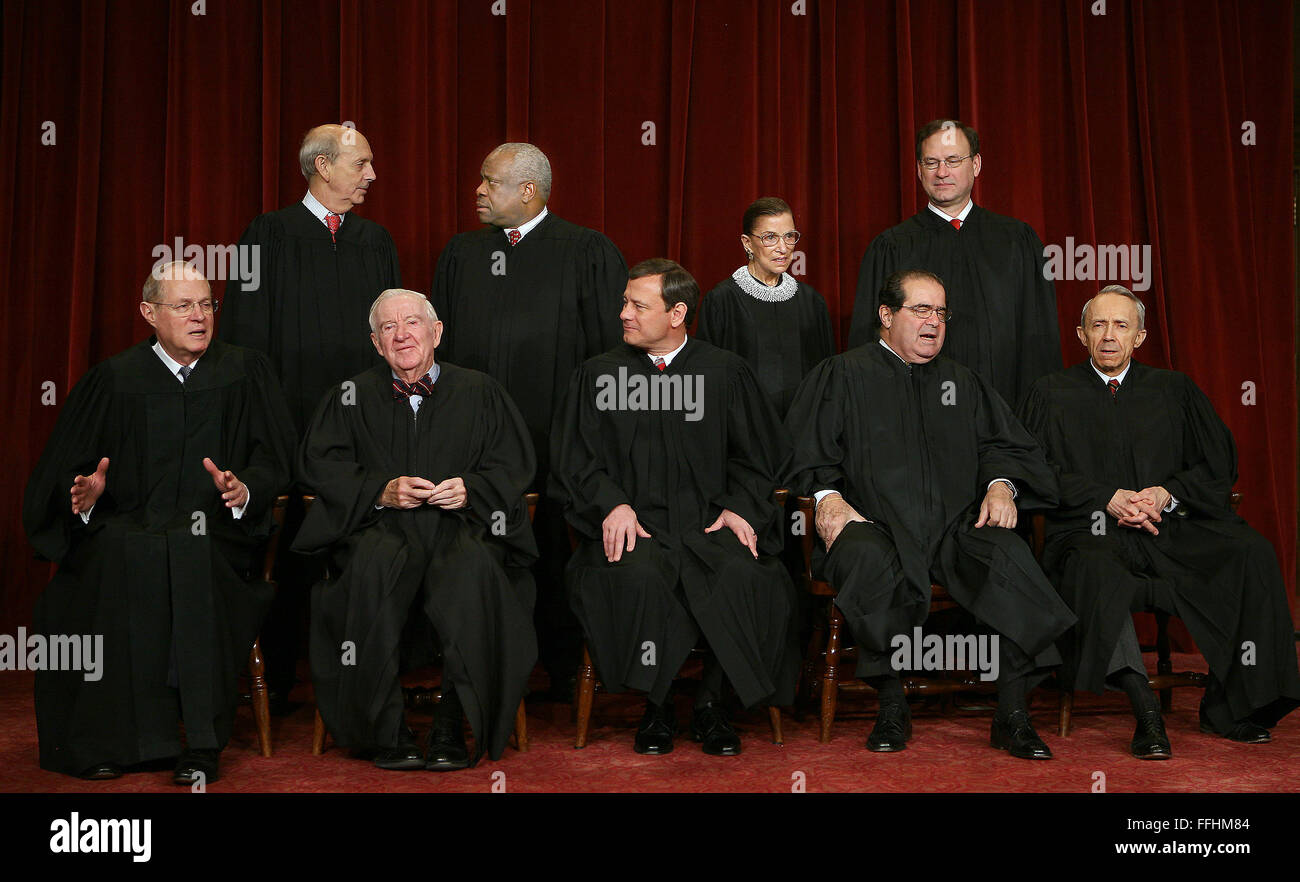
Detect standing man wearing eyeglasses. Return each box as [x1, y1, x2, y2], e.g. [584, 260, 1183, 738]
[785, 269, 1075, 758]
[847, 120, 1060, 409]
[218, 124, 403, 713]
[24, 261, 297, 783]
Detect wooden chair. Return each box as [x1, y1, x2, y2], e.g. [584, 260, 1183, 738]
[309, 493, 536, 755]
[571, 491, 788, 749]
[794, 495, 997, 743]
[243, 493, 290, 757]
[1039, 492, 1240, 736]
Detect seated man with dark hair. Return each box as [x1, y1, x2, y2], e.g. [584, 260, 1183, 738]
[24, 260, 297, 784]
[294, 289, 538, 772]
[550, 259, 799, 756]
[785, 269, 1075, 758]
[1019, 285, 1300, 758]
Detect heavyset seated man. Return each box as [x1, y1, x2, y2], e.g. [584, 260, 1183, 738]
[784, 269, 1076, 758]
[293, 289, 539, 771]
[23, 261, 297, 783]
[1019, 285, 1300, 758]
[549, 258, 799, 755]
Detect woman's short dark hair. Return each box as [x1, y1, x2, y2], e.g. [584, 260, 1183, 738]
[628, 258, 700, 326]
[876, 269, 946, 327]
[742, 197, 792, 234]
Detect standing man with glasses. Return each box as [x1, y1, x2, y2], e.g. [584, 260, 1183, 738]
[219, 124, 403, 712]
[785, 269, 1075, 758]
[24, 261, 296, 783]
[847, 120, 1061, 409]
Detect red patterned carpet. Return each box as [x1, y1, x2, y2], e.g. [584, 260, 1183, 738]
[3, 651, 1299, 794]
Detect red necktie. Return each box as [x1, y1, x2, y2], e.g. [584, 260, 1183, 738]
[950, 218, 962, 231]
[507, 229, 522, 247]
[653, 356, 666, 371]
[1108, 379, 1119, 398]
[326, 212, 341, 243]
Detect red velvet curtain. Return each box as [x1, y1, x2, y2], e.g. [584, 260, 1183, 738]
[2, 0, 1294, 635]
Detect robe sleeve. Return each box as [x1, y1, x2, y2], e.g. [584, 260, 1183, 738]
[1012, 223, 1063, 408]
[429, 241, 461, 365]
[1162, 375, 1238, 516]
[292, 384, 395, 552]
[694, 285, 724, 346]
[229, 350, 299, 534]
[457, 379, 539, 563]
[547, 363, 632, 537]
[847, 232, 896, 349]
[1016, 379, 1113, 518]
[782, 358, 853, 503]
[217, 215, 277, 355]
[971, 373, 1058, 510]
[22, 363, 116, 563]
[378, 226, 402, 289]
[810, 285, 836, 361]
[577, 232, 628, 358]
[711, 361, 790, 553]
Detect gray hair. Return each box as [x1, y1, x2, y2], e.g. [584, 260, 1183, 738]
[299, 124, 348, 180]
[368, 289, 439, 335]
[491, 142, 552, 200]
[143, 260, 208, 303]
[1080, 284, 1146, 330]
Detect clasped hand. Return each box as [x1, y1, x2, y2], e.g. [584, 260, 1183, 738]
[1107, 486, 1171, 535]
[381, 476, 468, 510]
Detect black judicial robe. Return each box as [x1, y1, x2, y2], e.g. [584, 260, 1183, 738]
[783, 342, 1075, 665]
[430, 212, 627, 479]
[847, 206, 1061, 409]
[293, 362, 539, 764]
[549, 340, 799, 707]
[696, 274, 835, 419]
[219, 202, 402, 433]
[1018, 362, 1300, 727]
[22, 339, 296, 775]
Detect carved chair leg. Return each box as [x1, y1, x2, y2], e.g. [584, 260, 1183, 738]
[768, 706, 784, 745]
[1155, 612, 1173, 712]
[248, 639, 272, 758]
[312, 708, 327, 756]
[1059, 689, 1073, 737]
[575, 643, 597, 748]
[820, 601, 843, 743]
[514, 699, 528, 752]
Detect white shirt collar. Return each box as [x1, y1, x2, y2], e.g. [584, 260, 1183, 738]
[1091, 359, 1132, 387]
[505, 206, 549, 242]
[152, 340, 200, 381]
[649, 334, 689, 367]
[391, 363, 441, 412]
[878, 337, 908, 364]
[302, 190, 343, 227]
[927, 199, 974, 224]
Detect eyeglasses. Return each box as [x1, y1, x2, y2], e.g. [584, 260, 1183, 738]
[898, 304, 952, 322]
[748, 231, 801, 247]
[919, 154, 972, 171]
[151, 299, 220, 316]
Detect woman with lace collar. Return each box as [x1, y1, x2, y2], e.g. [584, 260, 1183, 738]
[696, 197, 835, 419]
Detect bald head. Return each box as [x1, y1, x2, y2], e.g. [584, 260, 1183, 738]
[300, 124, 377, 213]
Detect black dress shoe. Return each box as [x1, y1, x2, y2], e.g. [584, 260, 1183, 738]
[173, 748, 220, 785]
[633, 700, 676, 755]
[78, 762, 123, 781]
[690, 701, 742, 756]
[373, 739, 425, 771]
[990, 710, 1053, 760]
[1200, 714, 1271, 743]
[1130, 710, 1173, 759]
[866, 701, 912, 752]
[425, 716, 470, 772]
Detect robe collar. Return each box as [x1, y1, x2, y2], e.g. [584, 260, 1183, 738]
[927, 199, 975, 224]
[503, 206, 550, 244]
[151, 338, 202, 382]
[1090, 359, 1133, 387]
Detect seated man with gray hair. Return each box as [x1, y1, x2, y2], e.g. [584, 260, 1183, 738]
[24, 261, 296, 784]
[1019, 285, 1300, 758]
[294, 289, 538, 771]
